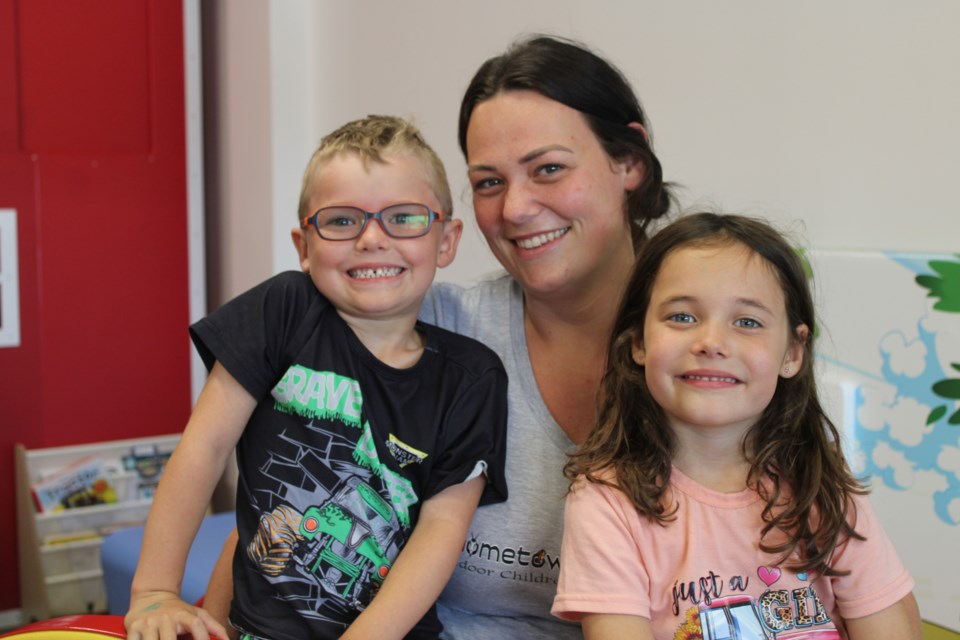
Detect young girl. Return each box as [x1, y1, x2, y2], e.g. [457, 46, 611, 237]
[551, 213, 921, 640]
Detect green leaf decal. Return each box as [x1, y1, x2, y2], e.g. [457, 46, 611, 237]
[952, 363, 960, 374]
[949, 409, 960, 426]
[916, 259, 960, 312]
[933, 379, 960, 399]
[927, 405, 947, 425]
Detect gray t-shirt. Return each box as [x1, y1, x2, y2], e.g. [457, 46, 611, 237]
[421, 274, 581, 639]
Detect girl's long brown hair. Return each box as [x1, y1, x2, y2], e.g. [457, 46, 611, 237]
[566, 213, 867, 577]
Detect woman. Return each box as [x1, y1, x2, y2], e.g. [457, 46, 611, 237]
[202, 35, 672, 639]
[419, 35, 672, 638]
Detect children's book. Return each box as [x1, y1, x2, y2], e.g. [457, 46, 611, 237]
[31, 455, 119, 513]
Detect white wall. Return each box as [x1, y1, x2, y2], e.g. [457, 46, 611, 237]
[246, 0, 960, 292]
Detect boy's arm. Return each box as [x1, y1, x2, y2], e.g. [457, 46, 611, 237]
[844, 593, 922, 640]
[125, 362, 256, 640]
[582, 614, 654, 640]
[340, 475, 485, 640]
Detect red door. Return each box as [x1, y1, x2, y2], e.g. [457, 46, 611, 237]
[0, 0, 193, 612]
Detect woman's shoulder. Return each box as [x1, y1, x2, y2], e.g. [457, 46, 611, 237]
[428, 270, 513, 302]
[421, 270, 516, 328]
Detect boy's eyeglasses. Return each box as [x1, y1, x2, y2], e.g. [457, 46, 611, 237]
[301, 204, 448, 240]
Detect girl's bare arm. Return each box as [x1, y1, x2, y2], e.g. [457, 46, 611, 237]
[844, 593, 922, 640]
[581, 613, 654, 640]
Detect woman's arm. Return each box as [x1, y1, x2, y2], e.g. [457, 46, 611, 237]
[844, 593, 922, 640]
[340, 476, 485, 640]
[125, 362, 255, 640]
[582, 613, 654, 640]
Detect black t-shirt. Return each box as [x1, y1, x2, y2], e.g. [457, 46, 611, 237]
[190, 271, 508, 640]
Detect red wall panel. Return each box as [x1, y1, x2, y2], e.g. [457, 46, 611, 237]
[0, 0, 17, 150]
[0, 0, 192, 613]
[18, 0, 151, 153]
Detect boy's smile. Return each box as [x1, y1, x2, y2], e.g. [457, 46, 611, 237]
[349, 266, 404, 279]
[292, 152, 461, 327]
[632, 242, 806, 443]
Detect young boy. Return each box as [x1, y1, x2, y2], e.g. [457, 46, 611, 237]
[124, 116, 508, 640]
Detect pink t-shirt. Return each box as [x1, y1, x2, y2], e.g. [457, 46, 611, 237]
[552, 467, 914, 639]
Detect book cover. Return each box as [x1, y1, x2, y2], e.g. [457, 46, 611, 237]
[31, 455, 119, 513]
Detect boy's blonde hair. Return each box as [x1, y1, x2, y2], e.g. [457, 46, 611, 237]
[298, 115, 453, 220]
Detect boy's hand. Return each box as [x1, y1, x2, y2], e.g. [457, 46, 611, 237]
[125, 591, 228, 640]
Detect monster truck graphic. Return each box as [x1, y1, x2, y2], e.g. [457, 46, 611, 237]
[296, 477, 400, 609]
[698, 595, 840, 640]
[248, 475, 403, 613]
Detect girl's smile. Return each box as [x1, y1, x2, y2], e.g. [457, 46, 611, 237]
[677, 369, 742, 386]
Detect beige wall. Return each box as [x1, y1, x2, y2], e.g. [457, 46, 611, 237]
[202, 0, 274, 310]
[204, 1, 960, 302]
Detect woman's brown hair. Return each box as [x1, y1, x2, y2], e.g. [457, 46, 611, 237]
[458, 34, 673, 249]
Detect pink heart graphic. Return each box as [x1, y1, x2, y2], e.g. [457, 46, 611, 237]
[757, 566, 782, 587]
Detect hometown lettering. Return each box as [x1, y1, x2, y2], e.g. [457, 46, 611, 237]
[455, 536, 561, 585]
[464, 536, 560, 570]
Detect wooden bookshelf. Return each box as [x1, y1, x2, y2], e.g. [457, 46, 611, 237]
[14, 435, 180, 621]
